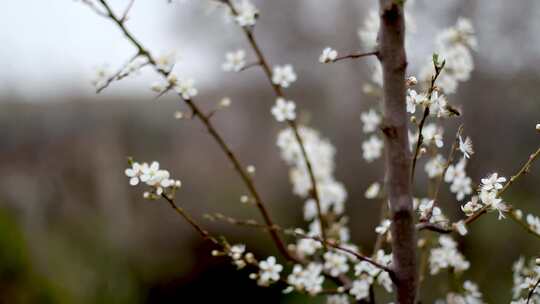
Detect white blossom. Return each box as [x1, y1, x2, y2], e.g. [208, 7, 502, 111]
[406, 89, 425, 114]
[272, 64, 297, 88]
[365, 182, 381, 199]
[327, 295, 349, 304]
[287, 263, 324, 295]
[479, 190, 507, 219]
[461, 196, 482, 216]
[429, 91, 449, 118]
[126, 161, 180, 196]
[527, 214, 540, 235]
[429, 236, 470, 275]
[350, 279, 371, 300]
[360, 109, 381, 133]
[362, 135, 384, 162]
[234, 0, 258, 27]
[174, 77, 198, 99]
[271, 98, 296, 122]
[323, 251, 349, 277]
[450, 175, 472, 201]
[257, 256, 282, 286]
[155, 51, 177, 72]
[319, 47, 338, 63]
[422, 124, 444, 148]
[425, 154, 446, 178]
[459, 136, 474, 159]
[375, 219, 391, 235]
[480, 173, 506, 192]
[222, 49, 246, 72]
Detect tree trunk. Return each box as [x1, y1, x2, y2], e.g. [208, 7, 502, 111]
[377, 1, 418, 303]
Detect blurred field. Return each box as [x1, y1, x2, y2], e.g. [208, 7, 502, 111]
[1, 0, 540, 303]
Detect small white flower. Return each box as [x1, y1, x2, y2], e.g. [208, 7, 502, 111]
[429, 91, 449, 118]
[350, 279, 371, 300]
[234, 0, 258, 27]
[155, 51, 177, 72]
[360, 109, 381, 133]
[174, 78, 198, 99]
[365, 182, 380, 199]
[458, 136, 474, 159]
[323, 251, 349, 277]
[481, 173, 506, 192]
[272, 64, 297, 88]
[125, 162, 143, 186]
[425, 154, 446, 178]
[422, 124, 444, 148]
[287, 263, 324, 295]
[222, 49, 246, 72]
[375, 219, 392, 235]
[450, 175, 472, 201]
[326, 294, 349, 304]
[536, 123, 540, 131]
[406, 89, 425, 114]
[453, 220, 468, 236]
[319, 47, 338, 63]
[271, 98, 296, 122]
[362, 135, 384, 162]
[461, 196, 482, 216]
[479, 190, 507, 219]
[257, 256, 283, 286]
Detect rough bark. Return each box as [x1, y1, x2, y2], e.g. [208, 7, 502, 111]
[377, 1, 418, 303]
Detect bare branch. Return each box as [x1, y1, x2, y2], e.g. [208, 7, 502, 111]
[331, 50, 379, 63]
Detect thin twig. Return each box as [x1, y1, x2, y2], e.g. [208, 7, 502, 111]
[417, 146, 540, 235]
[331, 51, 378, 63]
[96, 52, 141, 93]
[161, 194, 220, 245]
[422, 125, 463, 222]
[411, 59, 445, 179]
[527, 277, 540, 304]
[120, 0, 136, 23]
[289, 230, 395, 277]
[223, 0, 328, 247]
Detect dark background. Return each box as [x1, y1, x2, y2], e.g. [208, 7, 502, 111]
[0, 0, 539, 303]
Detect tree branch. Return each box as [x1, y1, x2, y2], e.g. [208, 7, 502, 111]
[93, 0, 298, 264]
[223, 0, 328, 247]
[378, 1, 417, 303]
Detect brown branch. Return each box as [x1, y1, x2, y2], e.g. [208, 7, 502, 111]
[120, 0, 136, 23]
[290, 230, 395, 277]
[422, 125, 463, 222]
[378, 1, 417, 303]
[410, 57, 445, 179]
[161, 194, 220, 245]
[223, 0, 328, 246]
[418, 146, 540, 235]
[527, 277, 540, 304]
[93, 0, 298, 264]
[332, 50, 379, 63]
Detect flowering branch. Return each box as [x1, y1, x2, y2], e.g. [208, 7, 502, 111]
[161, 194, 220, 245]
[92, 0, 298, 263]
[417, 145, 540, 235]
[527, 276, 540, 304]
[222, 0, 328, 246]
[410, 55, 446, 179]
[422, 125, 463, 222]
[289, 230, 395, 277]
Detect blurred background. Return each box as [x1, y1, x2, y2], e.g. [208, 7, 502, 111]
[1, 0, 540, 303]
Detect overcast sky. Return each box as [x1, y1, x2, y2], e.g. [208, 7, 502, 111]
[1, 0, 539, 102]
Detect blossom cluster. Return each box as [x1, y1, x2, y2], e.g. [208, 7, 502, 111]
[511, 256, 540, 303]
[125, 161, 181, 198]
[429, 236, 470, 275]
